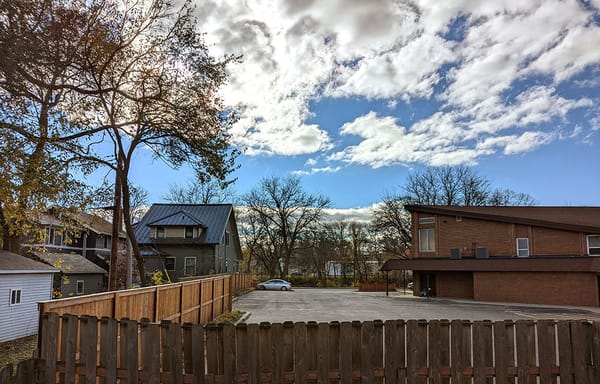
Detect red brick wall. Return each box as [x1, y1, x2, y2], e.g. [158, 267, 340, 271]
[473, 272, 598, 307]
[436, 271, 474, 299]
[412, 212, 590, 258]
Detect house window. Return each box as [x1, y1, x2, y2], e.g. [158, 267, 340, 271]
[45, 227, 62, 245]
[185, 257, 196, 276]
[419, 217, 435, 225]
[9, 289, 22, 306]
[588, 235, 600, 255]
[419, 228, 435, 252]
[164, 257, 175, 271]
[185, 226, 194, 239]
[516, 238, 529, 257]
[224, 231, 230, 246]
[456, 216, 462, 222]
[76, 280, 85, 295]
[156, 226, 165, 238]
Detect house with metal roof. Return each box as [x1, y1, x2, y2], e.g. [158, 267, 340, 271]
[134, 204, 242, 282]
[381, 205, 600, 307]
[0, 251, 57, 342]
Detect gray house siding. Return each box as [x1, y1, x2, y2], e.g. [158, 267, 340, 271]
[59, 273, 105, 297]
[145, 246, 217, 282]
[0, 273, 53, 342]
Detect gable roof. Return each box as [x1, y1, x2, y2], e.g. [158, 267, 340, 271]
[148, 210, 206, 227]
[38, 211, 126, 238]
[134, 204, 235, 245]
[33, 252, 107, 275]
[0, 251, 58, 274]
[405, 205, 600, 233]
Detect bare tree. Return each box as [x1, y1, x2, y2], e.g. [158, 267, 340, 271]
[242, 176, 330, 277]
[404, 166, 534, 206]
[163, 178, 236, 204]
[372, 194, 412, 257]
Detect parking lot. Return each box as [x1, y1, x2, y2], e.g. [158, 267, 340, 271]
[234, 288, 600, 323]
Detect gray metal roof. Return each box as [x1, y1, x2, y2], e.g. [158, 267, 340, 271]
[134, 204, 234, 245]
[33, 252, 108, 275]
[148, 210, 206, 227]
[0, 251, 58, 274]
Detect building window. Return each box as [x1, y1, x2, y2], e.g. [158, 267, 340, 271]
[516, 238, 529, 257]
[224, 231, 230, 246]
[45, 227, 63, 246]
[419, 217, 435, 225]
[164, 257, 175, 271]
[456, 216, 462, 222]
[76, 280, 85, 295]
[156, 226, 165, 238]
[419, 228, 435, 252]
[185, 257, 196, 275]
[10, 289, 22, 306]
[588, 235, 600, 255]
[185, 226, 194, 239]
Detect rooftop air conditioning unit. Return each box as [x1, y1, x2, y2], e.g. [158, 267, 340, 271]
[450, 248, 462, 259]
[476, 247, 489, 259]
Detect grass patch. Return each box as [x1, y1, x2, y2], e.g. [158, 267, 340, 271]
[210, 310, 245, 325]
[0, 335, 37, 369]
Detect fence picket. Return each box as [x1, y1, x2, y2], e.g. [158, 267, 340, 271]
[141, 319, 161, 384]
[223, 324, 236, 384]
[473, 320, 493, 384]
[318, 322, 330, 384]
[283, 321, 295, 381]
[40, 312, 59, 384]
[294, 322, 307, 384]
[99, 316, 117, 384]
[60, 314, 78, 384]
[450, 320, 471, 384]
[537, 320, 557, 384]
[120, 318, 139, 383]
[270, 323, 283, 384]
[516, 320, 537, 384]
[493, 320, 516, 384]
[570, 320, 591, 384]
[339, 322, 352, 384]
[557, 321, 574, 384]
[79, 316, 98, 384]
[248, 323, 260, 384]
[361, 321, 375, 384]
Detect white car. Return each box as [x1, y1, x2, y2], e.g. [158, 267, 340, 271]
[257, 279, 292, 291]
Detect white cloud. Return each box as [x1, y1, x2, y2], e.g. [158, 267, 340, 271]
[195, 0, 599, 166]
[292, 166, 342, 176]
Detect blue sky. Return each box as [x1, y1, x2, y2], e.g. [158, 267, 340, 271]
[126, 0, 600, 213]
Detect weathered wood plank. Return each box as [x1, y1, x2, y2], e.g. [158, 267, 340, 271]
[450, 320, 471, 384]
[141, 319, 161, 384]
[537, 320, 557, 384]
[79, 316, 98, 384]
[473, 320, 493, 384]
[339, 322, 352, 384]
[40, 312, 59, 384]
[223, 324, 236, 384]
[516, 320, 536, 384]
[493, 320, 515, 384]
[318, 322, 330, 384]
[557, 321, 574, 384]
[361, 321, 375, 384]
[294, 322, 307, 384]
[61, 314, 78, 384]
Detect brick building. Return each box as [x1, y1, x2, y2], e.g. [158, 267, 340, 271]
[381, 205, 600, 307]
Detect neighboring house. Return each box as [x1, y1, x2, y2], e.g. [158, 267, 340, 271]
[134, 204, 242, 282]
[33, 252, 108, 297]
[0, 251, 57, 342]
[27, 211, 127, 274]
[381, 205, 600, 307]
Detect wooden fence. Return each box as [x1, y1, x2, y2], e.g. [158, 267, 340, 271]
[3, 314, 597, 384]
[38, 273, 254, 324]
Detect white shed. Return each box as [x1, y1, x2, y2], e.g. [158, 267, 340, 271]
[0, 251, 57, 342]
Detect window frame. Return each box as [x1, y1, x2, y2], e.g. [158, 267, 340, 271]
[164, 257, 176, 271]
[516, 237, 529, 257]
[419, 217, 435, 225]
[156, 226, 166, 239]
[419, 228, 435, 252]
[184, 257, 197, 276]
[76, 280, 85, 295]
[185, 226, 194, 239]
[587, 235, 600, 255]
[9, 288, 22, 306]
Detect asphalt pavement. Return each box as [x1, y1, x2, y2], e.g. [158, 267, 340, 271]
[233, 288, 600, 323]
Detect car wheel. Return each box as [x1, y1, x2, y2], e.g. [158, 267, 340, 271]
[259, 285, 266, 290]
[281, 286, 287, 291]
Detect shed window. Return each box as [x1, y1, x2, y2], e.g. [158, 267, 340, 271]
[419, 228, 435, 252]
[588, 235, 600, 255]
[164, 257, 175, 271]
[516, 238, 529, 257]
[10, 289, 22, 306]
[185, 257, 196, 276]
[76, 280, 85, 295]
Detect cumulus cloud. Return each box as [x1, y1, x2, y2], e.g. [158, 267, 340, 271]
[195, 0, 599, 167]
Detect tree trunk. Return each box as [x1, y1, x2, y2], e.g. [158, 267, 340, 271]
[109, 171, 122, 291]
[121, 177, 147, 286]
